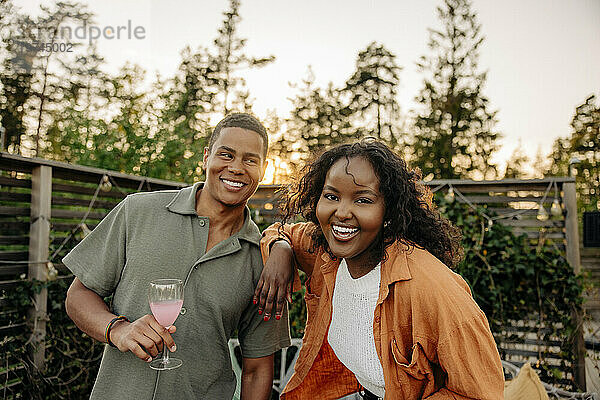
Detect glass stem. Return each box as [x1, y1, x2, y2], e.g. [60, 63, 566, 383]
[162, 339, 170, 363]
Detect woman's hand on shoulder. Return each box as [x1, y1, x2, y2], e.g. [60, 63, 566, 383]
[253, 240, 295, 321]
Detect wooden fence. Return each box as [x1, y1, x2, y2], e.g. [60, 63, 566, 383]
[0, 152, 594, 395]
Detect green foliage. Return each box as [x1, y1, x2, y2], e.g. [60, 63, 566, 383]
[284, 68, 354, 167]
[2, 278, 103, 399]
[438, 194, 584, 386]
[547, 94, 600, 212]
[344, 42, 403, 148]
[1, 0, 272, 184]
[412, 0, 500, 179]
[277, 42, 404, 169]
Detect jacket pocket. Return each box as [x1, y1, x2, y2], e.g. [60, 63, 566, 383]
[390, 339, 429, 381]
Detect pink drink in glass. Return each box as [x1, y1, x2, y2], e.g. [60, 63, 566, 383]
[150, 300, 183, 327]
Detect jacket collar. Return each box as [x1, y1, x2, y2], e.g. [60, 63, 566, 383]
[165, 182, 261, 246]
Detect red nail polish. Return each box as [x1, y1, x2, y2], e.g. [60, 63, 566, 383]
[253, 299, 257, 305]
[258, 310, 262, 315]
[276, 315, 281, 320]
[264, 316, 269, 321]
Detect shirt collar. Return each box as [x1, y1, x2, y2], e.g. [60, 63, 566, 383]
[165, 182, 261, 246]
[166, 182, 203, 215]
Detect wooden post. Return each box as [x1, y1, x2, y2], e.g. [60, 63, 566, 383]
[563, 181, 586, 390]
[27, 165, 52, 372]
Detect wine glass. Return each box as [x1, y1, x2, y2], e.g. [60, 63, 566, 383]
[148, 279, 184, 370]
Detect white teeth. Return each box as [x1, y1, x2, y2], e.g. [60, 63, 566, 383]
[222, 179, 244, 188]
[332, 225, 358, 235]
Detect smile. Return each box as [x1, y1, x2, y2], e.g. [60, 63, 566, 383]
[221, 178, 245, 188]
[221, 178, 246, 189]
[331, 224, 359, 241]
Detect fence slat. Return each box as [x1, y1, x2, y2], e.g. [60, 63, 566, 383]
[0, 175, 31, 188]
[0, 206, 30, 216]
[52, 182, 128, 199]
[51, 195, 119, 209]
[0, 251, 28, 261]
[0, 192, 31, 203]
[0, 236, 29, 245]
[51, 209, 107, 220]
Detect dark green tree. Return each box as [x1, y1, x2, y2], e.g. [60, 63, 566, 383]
[285, 68, 353, 164]
[547, 94, 599, 211]
[0, 0, 38, 152]
[412, 0, 500, 179]
[344, 42, 403, 148]
[206, 0, 274, 115]
[503, 140, 530, 179]
[24, 1, 92, 156]
[149, 47, 214, 182]
[44, 46, 110, 164]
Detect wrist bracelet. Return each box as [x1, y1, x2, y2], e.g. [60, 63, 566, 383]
[105, 315, 129, 348]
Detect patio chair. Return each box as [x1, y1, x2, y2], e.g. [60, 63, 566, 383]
[502, 360, 599, 400]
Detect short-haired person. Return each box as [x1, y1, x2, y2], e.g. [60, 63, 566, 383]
[254, 139, 504, 399]
[64, 113, 290, 400]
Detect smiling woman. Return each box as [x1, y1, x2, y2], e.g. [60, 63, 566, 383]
[254, 139, 505, 400]
[316, 157, 385, 278]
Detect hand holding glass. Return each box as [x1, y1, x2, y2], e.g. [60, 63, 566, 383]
[148, 279, 184, 370]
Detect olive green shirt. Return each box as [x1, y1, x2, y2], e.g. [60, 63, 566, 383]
[63, 182, 290, 400]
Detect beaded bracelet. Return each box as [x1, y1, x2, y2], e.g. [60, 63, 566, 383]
[105, 315, 129, 348]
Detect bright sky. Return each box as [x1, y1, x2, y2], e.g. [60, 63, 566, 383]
[14, 0, 600, 173]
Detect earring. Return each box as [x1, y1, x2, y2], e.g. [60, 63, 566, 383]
[384, 220, 391, 228]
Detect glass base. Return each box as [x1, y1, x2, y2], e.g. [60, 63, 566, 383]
[149, 357, 183, 371]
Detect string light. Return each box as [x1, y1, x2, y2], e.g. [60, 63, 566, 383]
[79, 222, 92, 237]
[444, 185, 455, 203]
[46, 261, 58, 280]
[100, 175, 112, 192]
[433, 181, 555, 227]
[550, 181, 562, 217]
[537, 205, 549, 221]
[550, 198, 562, 217]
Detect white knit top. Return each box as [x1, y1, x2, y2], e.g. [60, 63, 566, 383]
[328, 259, 385, 398]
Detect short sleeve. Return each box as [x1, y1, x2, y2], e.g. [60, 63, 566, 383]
[62, 196, 129, 298]
[237, 294, 291, 359]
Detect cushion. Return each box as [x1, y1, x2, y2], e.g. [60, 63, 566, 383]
[504, 363, 549, 400]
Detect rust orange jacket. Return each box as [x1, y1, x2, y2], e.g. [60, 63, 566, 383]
[261, 222, 504, 400]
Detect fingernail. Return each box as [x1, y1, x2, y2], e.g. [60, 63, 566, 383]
[253, 299, 257, 305]
[276, 315, 281, 320]
[264, 316, 269, 321]
[146, 357, 152, 363]
[258, 310, 262, 315]
[171, 345, 176, 352]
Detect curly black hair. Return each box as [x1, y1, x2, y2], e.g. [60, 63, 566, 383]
[280, 139, 464, 268]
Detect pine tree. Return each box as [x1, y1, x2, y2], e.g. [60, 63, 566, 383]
[503, 140, 530, 179]
[206, 0, 274, 115]
[548, 95, 600, 211]
[0, 1, 38, 152]
[285, 68, 353, 164]
[344, 42, 403, 148]
[412, 0, 500, 179]
[44, 46, 110, 164]
[25, 2, 92, 156]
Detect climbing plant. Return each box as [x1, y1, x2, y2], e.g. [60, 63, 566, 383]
[437, 194, 585, 386]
